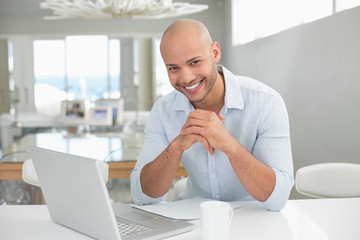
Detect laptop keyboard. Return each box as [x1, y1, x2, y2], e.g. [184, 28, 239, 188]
[116, 217, 154, 238]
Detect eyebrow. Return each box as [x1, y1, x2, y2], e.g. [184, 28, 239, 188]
[165, 56, 201, 67]
[185, 56, 201, 64]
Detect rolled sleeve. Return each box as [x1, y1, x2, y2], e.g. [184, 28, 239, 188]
[264, 168, 294, 211]
[130, 102, 171, 205]
[253, 96, 294, 211]
[130, 164, 163, 205]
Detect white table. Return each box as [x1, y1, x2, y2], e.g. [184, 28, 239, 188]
[0, 198, 359, 240]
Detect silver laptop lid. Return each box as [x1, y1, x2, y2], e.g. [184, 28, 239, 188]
[29, 146, 121, 240]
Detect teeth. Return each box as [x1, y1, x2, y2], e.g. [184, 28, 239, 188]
[185, 81, 201, 90]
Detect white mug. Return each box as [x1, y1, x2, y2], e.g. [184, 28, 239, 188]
[201, 201, 233, 240]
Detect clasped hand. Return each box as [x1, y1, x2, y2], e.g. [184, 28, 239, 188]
[179, 109, 233, 156]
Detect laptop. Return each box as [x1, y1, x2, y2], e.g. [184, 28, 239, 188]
[29, 146, 193, 240]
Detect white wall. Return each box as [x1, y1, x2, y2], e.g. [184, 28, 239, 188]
[223, 4, 360, 198]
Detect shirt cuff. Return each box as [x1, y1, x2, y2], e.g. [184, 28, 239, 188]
[263, 168, 294, 211]
[130, 164, 163, 205]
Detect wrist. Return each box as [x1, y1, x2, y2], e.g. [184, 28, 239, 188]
[167, 135, 185, 158]
[223, 137, 242, 158]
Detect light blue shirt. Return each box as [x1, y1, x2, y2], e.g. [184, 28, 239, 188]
[130, 66, 294, 211]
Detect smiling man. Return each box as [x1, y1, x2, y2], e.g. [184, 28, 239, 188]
[130, 19, 294, 211]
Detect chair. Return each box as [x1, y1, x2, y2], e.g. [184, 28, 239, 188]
[0, 151, 35, 205]
[22, 158, 41, 187]
[173, 177, 188, 200]
[165, 177, 188, 202]
[22, 158, 110, 187]
[295, 163, 360, 198]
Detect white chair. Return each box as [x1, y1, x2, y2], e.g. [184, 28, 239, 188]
[173, 177, 188, 200]
[22, 159, 41, 187]
[22, 159, 110, 187]
[164, 177, 188, 202]
[295, 163, 360, 198]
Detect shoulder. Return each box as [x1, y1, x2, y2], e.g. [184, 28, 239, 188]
[235, 76, 281, 99]
[152, 90, 178, 111]
[222, 66, 281, 99]
[222, 67, 284, 111]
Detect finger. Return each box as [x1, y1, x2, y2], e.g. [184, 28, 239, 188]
[182, 112, 218, 131]
[181, 119, 205, 131]
[218, 114, 225, 121]
[192, 109, 216, 116]
[209, 145, 215, 156]
[181, 126, 205, 136]
[189, 133, 213, 154]
[193, 110, 218, 120]
[187, 110, 217, 122]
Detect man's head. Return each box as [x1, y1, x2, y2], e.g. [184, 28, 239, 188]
[160, 19, 222, 107]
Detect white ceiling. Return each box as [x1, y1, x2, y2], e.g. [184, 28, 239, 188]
[0, 0, 49, 17]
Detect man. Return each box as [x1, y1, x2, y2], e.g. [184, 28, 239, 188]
[130, 19, 294, 211]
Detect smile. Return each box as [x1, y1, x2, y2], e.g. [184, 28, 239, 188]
[185, 81, 201, 90]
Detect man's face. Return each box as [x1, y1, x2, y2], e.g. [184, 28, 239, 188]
[160, 32, 219, 104]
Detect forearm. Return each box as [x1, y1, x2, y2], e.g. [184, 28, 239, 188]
[140, 137, 184, 198]
[225, 140, 276, 202]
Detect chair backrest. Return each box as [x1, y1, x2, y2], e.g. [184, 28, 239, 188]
[164, 177, 188, 202]
[22, 159, 41, 187]
[173, 177, 188, 201]
[295, 163, 360, 198]
[22, 158, 109, 187]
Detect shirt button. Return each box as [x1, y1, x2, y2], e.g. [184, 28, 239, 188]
[215, 195, 219, 199]
[211, 174, 215, 178]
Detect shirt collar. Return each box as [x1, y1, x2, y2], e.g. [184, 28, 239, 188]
[170, 65, 245, 113]
[171, 91, 194, 114]
[221, 66, 245, 110]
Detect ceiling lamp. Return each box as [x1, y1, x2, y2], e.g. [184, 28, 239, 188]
[40, 0, 209, 20]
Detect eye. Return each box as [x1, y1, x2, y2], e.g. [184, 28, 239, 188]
[167, 66, 179, 71]
[191, 60, 200, 65]
[168, 67, 178, 71]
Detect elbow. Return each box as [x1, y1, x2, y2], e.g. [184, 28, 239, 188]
[263, 170, 294, 211]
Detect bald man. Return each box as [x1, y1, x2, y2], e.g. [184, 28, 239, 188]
[130, 19, 294, 211]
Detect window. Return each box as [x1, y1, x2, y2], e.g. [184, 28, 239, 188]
[154, 38, 172, 98]
[33, 40, 66, 115]
[232, 0, 359, 46]
[302, 0, 332, 23]
[336, 0, 360, 11]
[65, 36, 108, 100]
[33, 36, 121, 115]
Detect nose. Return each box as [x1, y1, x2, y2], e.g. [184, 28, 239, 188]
[179, 67, 195, 84]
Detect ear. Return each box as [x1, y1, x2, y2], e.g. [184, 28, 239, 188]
[211, 42, 221, 63]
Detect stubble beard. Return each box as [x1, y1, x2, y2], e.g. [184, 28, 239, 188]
[190, 67, 218, 104]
